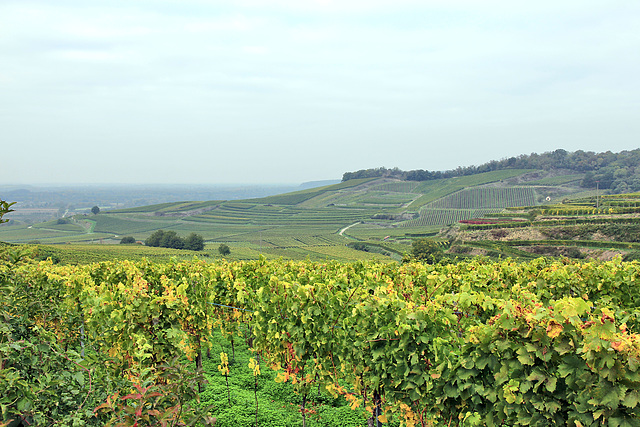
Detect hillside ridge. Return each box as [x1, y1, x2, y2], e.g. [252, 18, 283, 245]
[2, 148, 640, 263]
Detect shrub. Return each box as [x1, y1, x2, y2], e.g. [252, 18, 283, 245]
[410, 238, 444, 264]
[623, 250, 640, 261]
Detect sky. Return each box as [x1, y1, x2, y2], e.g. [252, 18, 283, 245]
[1, 0, 639, 185]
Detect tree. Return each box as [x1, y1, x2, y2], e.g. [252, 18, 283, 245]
[218, 243, 231, 256]
[410, 238, 444, 264]
[120, 236, 136, 244]
[184, 233, 205, 251]
[91, 205, 100, 215]
[145, 230, 166, 247]
[0, 199, 16, 224]
[160, 231, 184, 249]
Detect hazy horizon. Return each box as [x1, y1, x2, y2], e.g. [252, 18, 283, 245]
[0, 182, 316, 188]
[2, 1, 639, 185]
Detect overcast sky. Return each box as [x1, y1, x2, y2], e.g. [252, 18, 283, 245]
[2, 0, 639, 185]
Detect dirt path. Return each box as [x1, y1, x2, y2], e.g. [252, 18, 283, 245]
[339, 222, 360, 236]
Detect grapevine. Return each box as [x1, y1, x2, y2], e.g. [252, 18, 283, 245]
[2, 252, 640, 426]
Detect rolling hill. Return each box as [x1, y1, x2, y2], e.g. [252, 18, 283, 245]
[2, 166, 617, 263]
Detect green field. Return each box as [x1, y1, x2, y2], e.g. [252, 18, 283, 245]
[2, 168, 601, 262]
[31, 219, 86, 233]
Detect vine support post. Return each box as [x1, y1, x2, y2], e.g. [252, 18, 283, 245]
[254, 375, 259, 427]
[230, 336, 236, 362]
[77, 298, 85, 358]
[225, 373, 231, 407]
[373, 389, 382, 427]
[301, 392, 307, 427]
[80, 324, 85, 358]
[196, 334, 204, 393]
[204, 334, 211, 359]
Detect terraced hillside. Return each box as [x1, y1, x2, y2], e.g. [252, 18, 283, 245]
[0, 168, 595, 262]
[447, 192, 640, 262]
[426, 187, 537, 209]
[398, 186, 538, 228]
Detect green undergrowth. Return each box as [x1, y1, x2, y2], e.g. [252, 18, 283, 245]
[198, 329, 389, 427]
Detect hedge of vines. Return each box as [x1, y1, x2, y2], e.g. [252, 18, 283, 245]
[2, 252, 640, 426]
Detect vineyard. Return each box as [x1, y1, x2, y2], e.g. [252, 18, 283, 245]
[399, 209, 504, 227]
[425, 187, 537, 210]
[3, 248, 640, 426]
[248, 179, 378, 206]
[407, 170, 537, 210]
[396, 187, 538, 228]
[372, 182, 421, 193]
[89, 215, 175, 235]
[521, 174, 585, 186]
[0, 169, 624, 263]
[32, 219, 85, 233]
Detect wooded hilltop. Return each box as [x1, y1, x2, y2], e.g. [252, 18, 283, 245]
[343, 149, 640, 193]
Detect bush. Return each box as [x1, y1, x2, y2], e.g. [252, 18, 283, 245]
[566, 247, 584, 259]
[410, 238, 444, 264]
[120, 236, 136, 244]
[350, 242, 369, 252]
[623, 250, 640, 261]
[218, 244, 231, 256]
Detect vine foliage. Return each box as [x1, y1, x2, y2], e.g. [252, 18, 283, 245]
[2, 253, 640, 426]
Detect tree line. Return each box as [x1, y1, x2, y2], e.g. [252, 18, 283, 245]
[143, 230, 205, 251]
[122, 231, 232, 255]
[341, 149, 640, 193]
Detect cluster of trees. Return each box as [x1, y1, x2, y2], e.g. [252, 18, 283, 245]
[410, 238, 445, 264]
[100, 231, 233, 255]
[342, 149, 640, 193]
[341, 167, 405, 181]
[144, 230, 205, 251]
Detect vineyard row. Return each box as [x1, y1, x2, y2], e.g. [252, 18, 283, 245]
[3, 257, 640, 426]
